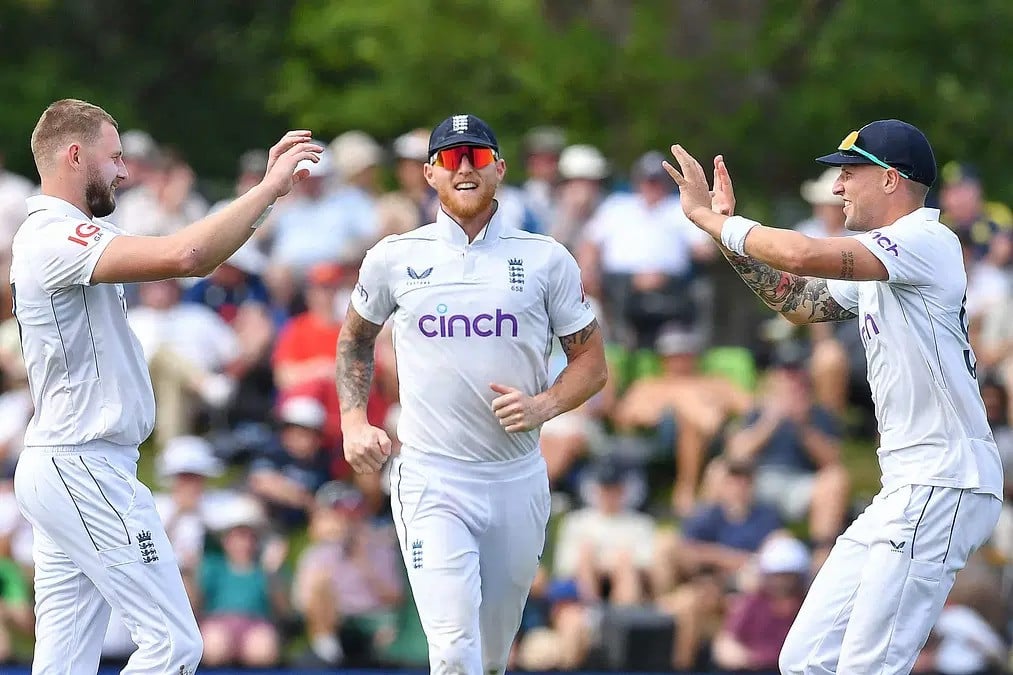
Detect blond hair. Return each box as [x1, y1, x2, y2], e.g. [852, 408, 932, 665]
[31, 99, 118, 173]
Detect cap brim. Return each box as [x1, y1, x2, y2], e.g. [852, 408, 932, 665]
[429, 135, 498, 156]
[815, 152, 873, 167]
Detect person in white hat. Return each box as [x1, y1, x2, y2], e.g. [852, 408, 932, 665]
[391, 128, 437, 225]
[548, 144, 610, 252]
[795, 167, 850, 240]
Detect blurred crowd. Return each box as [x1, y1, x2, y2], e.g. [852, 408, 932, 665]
[0, 125, 1012, 673]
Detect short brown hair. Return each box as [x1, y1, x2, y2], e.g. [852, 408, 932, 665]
[31, 99, 118, 172]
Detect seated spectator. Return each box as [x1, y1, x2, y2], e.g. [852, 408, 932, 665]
[153, 435, 229, 600]
[982, 379, 1013, 561]
[514, 571, 595, 671]
[198, 497, 289, 668]
[655, 566, 726, 671]
[711, 535, 809, 672]
[553, 460, 657, 606]
[291, 482, 402, 666]
[548, 144, 609, 253]
[248, 397, 333, 530]
[654, 458, 783, 595]
[612, 325, 753, 516]
[129, 278, 241, 444]
[726, 354, 849, 567]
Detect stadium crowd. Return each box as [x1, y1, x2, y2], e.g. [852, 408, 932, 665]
[0, 125, 1012, 673]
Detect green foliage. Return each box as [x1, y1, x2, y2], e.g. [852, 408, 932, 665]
[0, 0, 1010, 205]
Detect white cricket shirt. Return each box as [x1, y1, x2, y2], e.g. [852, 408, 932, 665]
[10, 196, 155, 448]
[827, 207, 1002, 498]
[352, 204, 596, 462]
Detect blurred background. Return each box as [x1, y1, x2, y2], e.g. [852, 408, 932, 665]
[1, 1, 1013, 673]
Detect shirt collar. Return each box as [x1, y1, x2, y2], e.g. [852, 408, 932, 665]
[26, 195, 93, 221]
[434, 200, 504, 247]
[894, 206, 941, 226]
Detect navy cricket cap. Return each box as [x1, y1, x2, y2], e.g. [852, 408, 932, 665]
[816, 119, 937, 188]
[428, 114, 499, 158]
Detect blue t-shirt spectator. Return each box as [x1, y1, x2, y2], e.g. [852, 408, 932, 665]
[681, 502, 783, 552]
[740, 405, 842, 473]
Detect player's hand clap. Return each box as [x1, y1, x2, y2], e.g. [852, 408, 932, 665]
[259, 130, 324, 200]
[710, 155, 736, 216]
[343, 422, 392, 474]
[662, 144, 718, 223]
[490, 383, 550, 433]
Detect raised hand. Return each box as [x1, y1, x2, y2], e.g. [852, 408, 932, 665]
[260, 130, 323, 200]
[711, 155, 736, 216]
[662, 144, 715, 223]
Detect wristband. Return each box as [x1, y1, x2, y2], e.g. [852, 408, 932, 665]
[251, 204, 273, 230]
[720, 215, 759, 255]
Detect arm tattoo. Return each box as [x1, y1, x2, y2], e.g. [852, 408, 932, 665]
[841, 251, 855, 280]
[336, 312, 383, 413]
[558, 319, 599, 359]
[725, 252, 857, 323]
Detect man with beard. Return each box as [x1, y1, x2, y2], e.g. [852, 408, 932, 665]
[337, 113, 608, 675]
[10, 98, 321, 675]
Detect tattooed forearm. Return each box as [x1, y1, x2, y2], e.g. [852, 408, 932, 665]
[725, 252, 857, 323]
[558, 319, 599, 358]
[336, 311, 383, 413]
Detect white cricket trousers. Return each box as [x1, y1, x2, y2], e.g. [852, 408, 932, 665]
[780, 483, 1001, 675]
[391, 447, 551, 675]
[14, 444, 203, 675]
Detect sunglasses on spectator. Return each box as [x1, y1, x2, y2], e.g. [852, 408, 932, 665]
[430, 145, 498, 171]
[838, 131, 911, 179]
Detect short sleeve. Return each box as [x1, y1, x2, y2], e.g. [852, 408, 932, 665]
[33, 219, 118, 290]
[680, 505, 719, 543]
[350, 238, 396, 325]
[547, 244, 596, 337]
[853, 219, 947, 286]
[826, 278, 859, 313]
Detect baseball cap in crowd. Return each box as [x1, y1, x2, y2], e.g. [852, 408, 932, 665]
[278, 396, 327, 431]
[121, 129, 159, 163]
[758, 536, 811, 575]
[393, 129, 431, 163]
[315, 480, 366, 515]
[816, 119, 937, 187]
[524, 126, 566, 156]
[801, 167, 845, 206]
[238, 149, 269, 177]
[330, 130, 382, 179]
[941, 161, 981, 187]
[428, 113, 500, 158]
[156, 435, 224, 482]
[306, 261, 346, 287]
[632, 150, 670, 182]
[558, 144, 609, 181]
[655, 324, 703, 357]
[592, 459, 625, 486]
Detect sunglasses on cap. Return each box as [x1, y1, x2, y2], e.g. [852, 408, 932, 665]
[430, 145, 498, 171]
[838, 131, 911, 179]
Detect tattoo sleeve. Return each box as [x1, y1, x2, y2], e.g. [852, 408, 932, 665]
[558, 318, 600, 362]
[723, 251, 857, 323]
[336, 310, 384, 413]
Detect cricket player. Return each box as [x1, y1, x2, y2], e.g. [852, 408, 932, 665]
[337, 113, 608, 675]
[663, 120, 1003, 674]
[11, 98, 321, 674]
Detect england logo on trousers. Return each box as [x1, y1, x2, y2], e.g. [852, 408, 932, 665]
[411, 539, 423, 569]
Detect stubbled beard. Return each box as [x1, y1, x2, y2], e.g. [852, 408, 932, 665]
[85, 168, 116, 217]
[439, 181, 496, 220]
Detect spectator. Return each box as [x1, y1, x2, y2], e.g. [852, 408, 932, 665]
[940, 162, 1012, 268]
[112, 146, 208, 237]
[982, 379, 1013, 561]
[0, 476, 33, 664]
[292, 482, 403, 666]
[726, 353, 849, 567]
[129, 278, 240, 444]
[327, 129, 383, 256]
[272, 262, 344, 393]
[248, 396, 333, 530]
[521, 126, 566, 226]
[0, 150, 34, 255]
[391, 128, 436, 226]
[553, 460, 657, 606]
[115, 129, 160, 195]
[655, 565, 726, 671]
[198, 497, 289, 668]
[549, 144, 610, 252]
[579, 151, 715, 350]
[612, 324, 753, 515]
[153, 435, 228, 600]
[711, 535, 809, 672]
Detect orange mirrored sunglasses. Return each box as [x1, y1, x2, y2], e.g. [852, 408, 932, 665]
[430, 145, 498, 171]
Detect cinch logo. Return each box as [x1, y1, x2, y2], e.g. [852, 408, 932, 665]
[418, 303, 519, 338]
